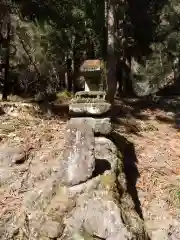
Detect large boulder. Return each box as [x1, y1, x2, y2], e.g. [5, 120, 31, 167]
[62, 191, 132, 239]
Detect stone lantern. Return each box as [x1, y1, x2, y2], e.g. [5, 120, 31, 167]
[79, 59, 106, 91]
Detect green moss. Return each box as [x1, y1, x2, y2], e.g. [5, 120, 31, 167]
[56, 90, 73, 100]
[78, 229, 95, 240]
[46, 186, 75, 222]
[166, 183, 180, 208]
[100, 173, 116, 191]
[116, 150, 124, 173]
[121, 207, 149, 240]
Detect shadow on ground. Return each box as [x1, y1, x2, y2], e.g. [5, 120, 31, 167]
[111, 131, 144, 219]
[37, 101, 70, 120]
[0, 91, 71, 120]
[111, 96, 180, 130]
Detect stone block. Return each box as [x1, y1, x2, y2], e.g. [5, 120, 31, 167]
[69, 117, 111, 135]
[75, 91, 106, 100]
[69, 102, 111, 116]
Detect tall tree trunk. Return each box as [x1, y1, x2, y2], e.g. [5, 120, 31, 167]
[73, 47, 79, 93]
[86, 37, 95, 59]
[66, 57, 73, 92]
[72, 38, 85, 93]
[2, 14, 11, 101]
[105, 0, 117, 103]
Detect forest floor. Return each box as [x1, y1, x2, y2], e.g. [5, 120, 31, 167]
[0, 95, 180, 238]
[113, 96, 180, 238]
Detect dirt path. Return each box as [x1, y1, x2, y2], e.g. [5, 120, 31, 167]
[0, 112, 67, 228]
[114, 97, 180, 239]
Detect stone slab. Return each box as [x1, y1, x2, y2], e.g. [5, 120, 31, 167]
[75, 91, 106, 100]
[69, 117, 111, 135]
[59, 121, 95, 186]
[69, 102, 111, 116]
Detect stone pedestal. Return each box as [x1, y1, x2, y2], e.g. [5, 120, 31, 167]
[69, 91, 111, 117]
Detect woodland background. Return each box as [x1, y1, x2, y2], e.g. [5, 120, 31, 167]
[0, 0, 180, 101]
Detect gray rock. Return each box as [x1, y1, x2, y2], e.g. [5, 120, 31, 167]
[93, 118, 111, 135]
[61, 228, 98, 240]
[23, 177, 74, 215]
[0, 167, 15, 185]
[69, 102, 111, 116]
[41, 220, 64, 238]
[61, 232, 94, 240]
[0, 145, 26, 166]
[23, 177, 59, 211]
[69, 118, 111, 135]
[0, 165, 28, 189]
[132, 79, 157, 97]
[82, 198, 131, 239]
[68, 175, 100, 196]
[63, 191, 132, 239]
[15, 178, 73, 239]
[107, 233, 131, 240]
[59, 121, 95, 186]
[168, 224, 180, 240]
[95, 137, 118, 171]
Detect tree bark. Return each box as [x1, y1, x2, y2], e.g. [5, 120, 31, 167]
[105, 0, 117, 103]
[66, 57, 73, 92]
[2, 14, 11, 101]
